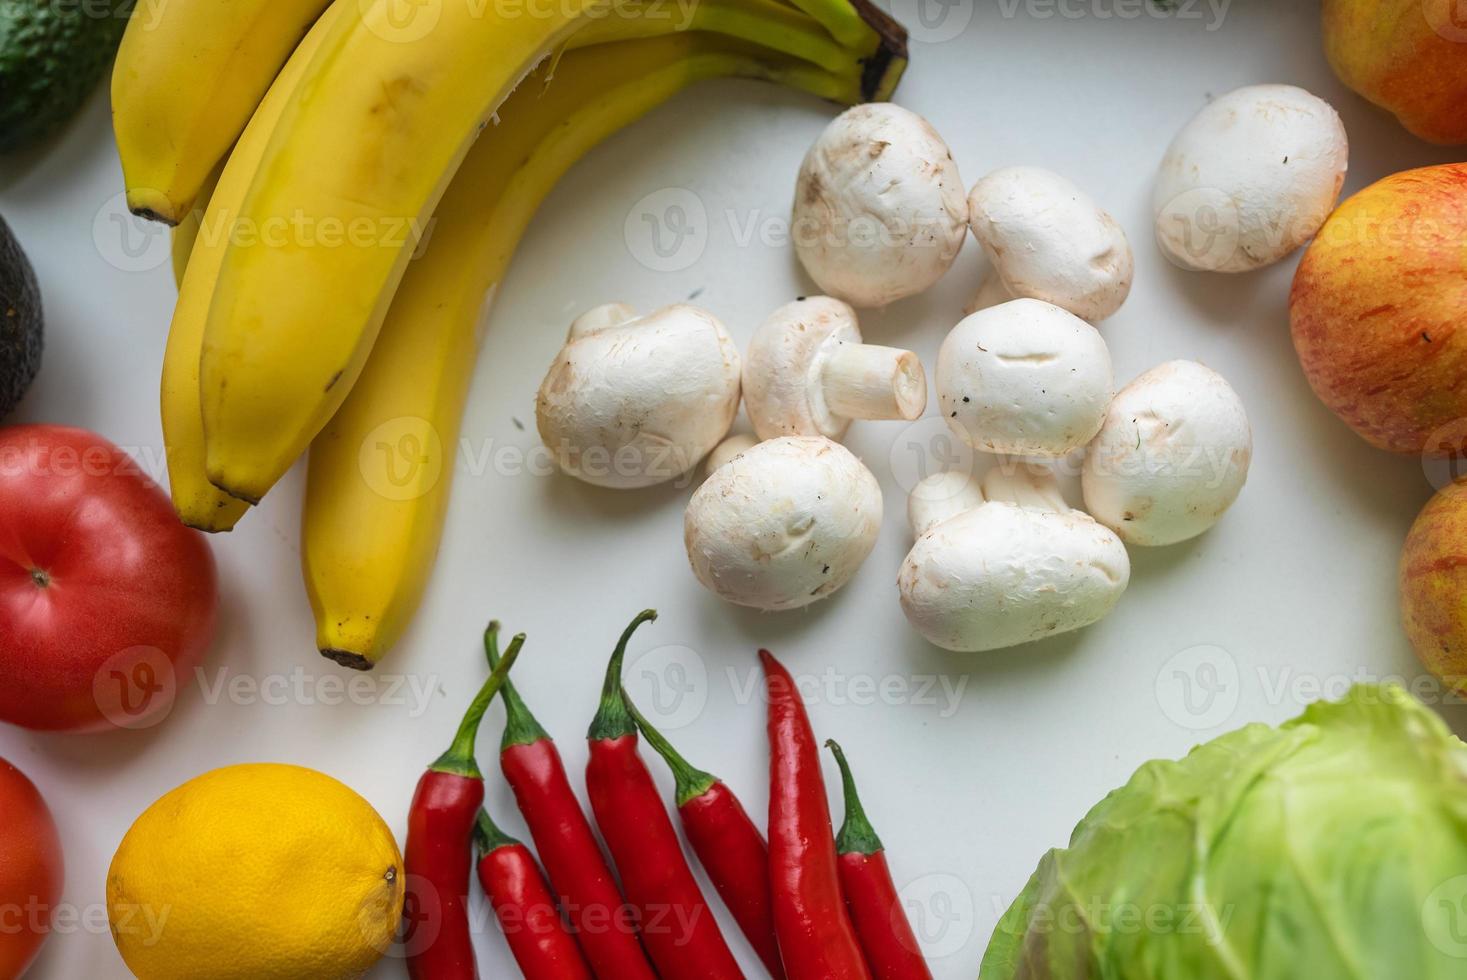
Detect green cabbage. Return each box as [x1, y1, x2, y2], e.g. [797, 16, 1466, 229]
[980, 685, 1467, 979]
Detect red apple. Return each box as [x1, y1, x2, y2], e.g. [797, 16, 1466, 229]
[1290, 164, 1467, 455]
[1323, 0, 1467, 145]
[1401, 481, 1467, 693]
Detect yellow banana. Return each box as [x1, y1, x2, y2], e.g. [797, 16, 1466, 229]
[303, 34, 864, 668]
[196, 0, 609, 505]
[575, 0, 850, 73]
[197, 0, 901, 506]
[170, 162, 223, 288]
[159, 0, 881, 528]
[161, 4, 348, 532]
[112, 0, 333, 224]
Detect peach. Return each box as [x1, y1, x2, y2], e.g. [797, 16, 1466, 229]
[1290, 163, 1467, 455]
[1400, 482, 1467, 693]
[1323, 0, 1467, 144]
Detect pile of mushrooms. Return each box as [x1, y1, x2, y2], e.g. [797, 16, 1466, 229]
[685, 298, 926, 611]
[529, 98, 1266, 653]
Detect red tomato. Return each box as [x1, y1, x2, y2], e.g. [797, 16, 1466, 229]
[0, 425, 218, 732]
[0, 758, 62, 980]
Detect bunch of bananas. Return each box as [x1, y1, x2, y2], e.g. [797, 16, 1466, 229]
[112, 0, 906, 668]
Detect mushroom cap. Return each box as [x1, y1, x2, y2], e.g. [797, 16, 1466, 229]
[792, 103, 968, 308]
[536, 304, 741, 489]
[898, 500, 1130, 653]
[1153, 84, 1348, 273]
[743, 296, 858, 441]
[685, 436, 882, 611]
[936, 298, 1114, 457]
[967, 166, 1133, 321]
[1081, 360, 1252, 546]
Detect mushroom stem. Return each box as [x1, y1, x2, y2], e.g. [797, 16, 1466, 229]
[705, 433, 758, 475]
[980, 463, 1067, 513]
[819, 343, 927, 423]
[907, 471, 985, 537]
[568, 302, 639, 340]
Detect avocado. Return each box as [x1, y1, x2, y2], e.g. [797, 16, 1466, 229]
[0, 215, 41, 418]
[0, 0, 132, 154]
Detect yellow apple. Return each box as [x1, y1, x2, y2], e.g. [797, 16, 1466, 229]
[1323, 0, 1467, 144]
[1290, 163, 1467, 455]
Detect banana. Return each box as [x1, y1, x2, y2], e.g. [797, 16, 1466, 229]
[112, 0, 334, 224]
[195, 0, 608, 505]
[303, 34, 862, 668]
[574, 0, 850, 73]
[161, 4, 348, 532]
[160, 0, 881, 529]
[197, 0, 901, 506]
[170, 162, 223, 288]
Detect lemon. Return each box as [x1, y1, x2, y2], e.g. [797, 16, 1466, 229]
[106, 763, 403, 980]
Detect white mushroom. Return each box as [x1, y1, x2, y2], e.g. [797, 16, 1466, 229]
[685, 436, 882, 611]
[742, 296, 927, 442]
[961, 267, 1013, 317]
[898, 464, 1131, 652]
[1153, 84, 1348, 273]
[967, 166, 1133, 321]
[1081, 360, 1252, 546]
[792, 103, 968, 307]
[703, 433, 759, 475]
[536, 303, 740, 488]
[936, 298, 1113, 457]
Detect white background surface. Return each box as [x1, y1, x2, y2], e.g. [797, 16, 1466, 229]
[3, 1, 1467, 977]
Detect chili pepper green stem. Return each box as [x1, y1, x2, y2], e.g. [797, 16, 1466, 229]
[473, 808, 520, 856]
[485, 620, 550, 750]
[430, 631, 524, 778]
[623, 686, 717, 807]
[826, 739, 883, 856]
[587, 609, 657, 742]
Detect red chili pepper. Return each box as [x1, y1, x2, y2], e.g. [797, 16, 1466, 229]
[486, 623, 657, 980]
[760, 649, 871, 980]
[586, 610, 745, 980]
[625, 691, 786, 979]
[473, 807, 594, 980]
[404, 627, 524, 980]
[825, 740, 931, 980]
